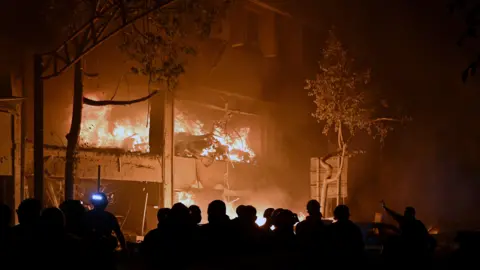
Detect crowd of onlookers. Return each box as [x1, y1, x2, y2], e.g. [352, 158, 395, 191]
[0, 194, 478, 270]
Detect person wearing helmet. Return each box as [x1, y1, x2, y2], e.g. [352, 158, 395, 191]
[85, 193, 126, 253]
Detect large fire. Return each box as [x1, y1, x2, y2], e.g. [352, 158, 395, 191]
[177, 191, 267, 226]
[174, 110, 256, 162]
[176, 191, 307, 227]
[79, 94, 149, 151]
[77, 94, 255, 163]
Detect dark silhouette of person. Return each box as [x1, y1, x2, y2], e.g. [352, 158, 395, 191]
[232, 204, 246, 225]
[38, 207, 83, 270]
[189, 205, 202, 225]
[200, 200, 232, 266]
[85, 192, 126, 251]
[236, 205, 262, 256]
[0, 203, 12, 240]
[381, 200, 431, 262]
[11, 198, 42, 239]
[328, 205, 364, 264]
[157, 207, 171, 227]
[11, 198, 42, 268]
[268, 209, 299, 269]
[163, 203, 196, 269]
[84, 192, 126, 270]
[296, 200, 327, 259]
[272, 209, 297, 251]
[260, 207, 274, 232]
[0, 203, 13, 265]
[141, 208, 170, 270]
[59, 199, 87, 238]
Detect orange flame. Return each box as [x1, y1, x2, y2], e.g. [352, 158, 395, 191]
[175, 191, 268, 226]
[76, 95, 255, 160]
[79, 94, 149, 152]
[174, 109, 255, 162]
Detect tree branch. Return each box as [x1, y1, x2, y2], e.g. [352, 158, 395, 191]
[83, 90, 159, 106]
[371, 117, 402, 123]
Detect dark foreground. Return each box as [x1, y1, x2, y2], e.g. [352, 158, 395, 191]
[1, 198, 478, 270]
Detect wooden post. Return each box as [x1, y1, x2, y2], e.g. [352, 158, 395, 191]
[33, 55, 44, 205]
[162, 90, 174, 208]
[97, 165, 101, 192]
[11, 110, 22, 222]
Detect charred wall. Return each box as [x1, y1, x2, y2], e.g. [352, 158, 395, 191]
[23, 144, 162, 234]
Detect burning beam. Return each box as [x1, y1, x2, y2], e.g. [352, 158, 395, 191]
[83, 90, 159, 106]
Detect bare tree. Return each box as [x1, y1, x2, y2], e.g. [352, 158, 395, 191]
[305, 30, 407, 213]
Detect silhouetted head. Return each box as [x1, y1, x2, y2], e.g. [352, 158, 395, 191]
[245, 205, 257, 223]
[189, 205, 201, 225]
[333, 205, 350, 221]
[271, 208, 284, 226]
[59, 200, 85, 220]
[236, 205, 247, 219]
[275, 210, 296, 231]
[170, 203, 190, 224]
[207, 200, 227, 223]
[157, 208, 170, 224]
[90, 193, 109, 210]
[306, 200, 321, 216]
[1, 203, 12, 227]
[40, 207, 65, 232]
[404, 206, 416, 219]
[263, 208, 274, 220]
[17, 198, 42, 225]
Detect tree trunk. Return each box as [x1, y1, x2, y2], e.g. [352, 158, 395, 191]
[319, 153, 337, 217]
[64, 60, 83, 201]
[336, 125, 344, 206]
[319, 144, 347, 217]
[320, 175, 329, 216]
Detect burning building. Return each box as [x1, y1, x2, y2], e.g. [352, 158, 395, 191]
[0, 0, 320, 232]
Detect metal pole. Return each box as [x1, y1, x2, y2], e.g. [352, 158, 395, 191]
[97, 165, 101, 192]
[33, 54, 44, 205]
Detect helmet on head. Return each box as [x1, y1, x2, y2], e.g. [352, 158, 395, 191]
[90, 192, 108, 209]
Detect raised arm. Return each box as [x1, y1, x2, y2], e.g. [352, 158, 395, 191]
[381, 200, 404, 224]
